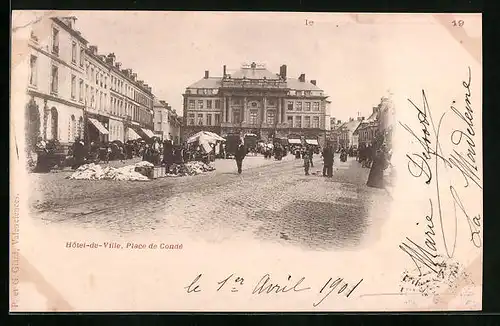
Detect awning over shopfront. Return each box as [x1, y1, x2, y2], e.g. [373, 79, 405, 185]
[88, 118, 109, 135]
[127, 128, 141, 140]
[305, 139, 319, 145]
[141, 128, 155, 138]
[288, 139, 301, 144]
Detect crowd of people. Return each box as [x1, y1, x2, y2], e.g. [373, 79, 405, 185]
[34, 132, 392, 188]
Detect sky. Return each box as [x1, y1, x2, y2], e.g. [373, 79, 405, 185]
[29, 11, 481, 121]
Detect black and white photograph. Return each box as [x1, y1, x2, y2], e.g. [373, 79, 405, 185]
[10, 11, 482, 311]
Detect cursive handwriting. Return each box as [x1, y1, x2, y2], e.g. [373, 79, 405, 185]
[400, 67, 482, 267]
[252, 274, 310, 294]
[313, 277, 363, 307]
[400, 237, 445, 277]
[450, 186, 482, 248]
[184, 273, 363, 307]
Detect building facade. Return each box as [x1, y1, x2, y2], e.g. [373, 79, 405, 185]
[354, 108, 379, 148]
[104, 52, 155, 143]
[338, 117, 363, 149]
[25, 16, 157, 153]
[182, 63, 330, 146]
[153, 98, 182, 144]
[25, 16, 88, 150]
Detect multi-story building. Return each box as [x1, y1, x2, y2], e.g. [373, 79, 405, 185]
[83, 45, 112, 143]
[89, 50, 155, 143]
[338, 117, 363, 149]
[25, 16, 88, 151]
[354, 96, 395, 148]
[24, 15, 156, 152]
[354, 108, 378, 148]
[182, 62, 330, 146]
[153, 98, 182, 144]
[328, 117, 343, 150]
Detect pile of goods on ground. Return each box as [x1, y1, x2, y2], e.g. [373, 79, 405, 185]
[67, 160, 215, 180]
[168, 161, 215, 177]
[67, 162, 153, 181]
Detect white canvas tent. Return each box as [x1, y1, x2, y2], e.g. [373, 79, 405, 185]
[187, 131, 226, 153]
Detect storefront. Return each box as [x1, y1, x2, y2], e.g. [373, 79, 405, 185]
[133, 126, 156, 141]
[108, 118, 125, 142]
[86, 114, 109, 144]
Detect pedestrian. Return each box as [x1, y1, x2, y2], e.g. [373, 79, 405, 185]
[322, 145, 334, 177]
[367, 146, 386, 188]
[163, 140, 173, 173]
[234, 138, 246, 174]
[308, 145, 314, 167]
[303, 150, 311, 175]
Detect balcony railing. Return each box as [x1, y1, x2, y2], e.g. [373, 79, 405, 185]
[221, 79, 288, 90]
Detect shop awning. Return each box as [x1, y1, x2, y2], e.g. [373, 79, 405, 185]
[141, 128, 155, 138]
[305, 139, 319, 145]
[88, 118, 109, 135]
[288, 139, 301, 144]
[127, 128, 141, 140]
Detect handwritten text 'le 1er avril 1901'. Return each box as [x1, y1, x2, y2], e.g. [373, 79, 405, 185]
[398, 66, 481, 278]
[184, 273, 363, 308]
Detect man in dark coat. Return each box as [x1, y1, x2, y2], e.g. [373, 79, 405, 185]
[163, 140, 174, 173]
[322, 145, 334, 177]
[234, 138, 246, 174]
[308, 146, 314, 167]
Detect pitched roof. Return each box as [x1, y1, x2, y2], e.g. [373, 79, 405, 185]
[286, 78, 322, 91]
[231, 67, 280, 80]
[187, 77, 222, 89]
[340, 119, 362, 133]
[153, 98, 163, 106]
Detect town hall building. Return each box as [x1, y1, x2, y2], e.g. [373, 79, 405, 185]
[182, 62, 330, 146]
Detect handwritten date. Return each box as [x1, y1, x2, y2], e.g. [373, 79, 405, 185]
[184, 273, 363, 308]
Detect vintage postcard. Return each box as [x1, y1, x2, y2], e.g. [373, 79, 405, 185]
[10, 11, 482, 311]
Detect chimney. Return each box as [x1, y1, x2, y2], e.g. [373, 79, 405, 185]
[204, 70, 209, 79]
[106, 53, 116, 66]
[299, 74, 305, 82]
[60, 16, 77, 29]
[89, 45, 98, 55]
[362, 116, 365, 121]
[280, 65, 287, 79]
[131, 73, 137, 81]
[338, 120, 342, 124]
[223, 65, 227, 77]
[310, 80, 317, 86]
[115, 62, 122, 69]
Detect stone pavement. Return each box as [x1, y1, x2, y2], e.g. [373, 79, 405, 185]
[28, 155, 391, 252]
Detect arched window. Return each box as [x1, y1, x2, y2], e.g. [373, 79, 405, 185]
[70, 115, 76, 141]
[77, 117, 83, 139]
[50, 107, 58, 140]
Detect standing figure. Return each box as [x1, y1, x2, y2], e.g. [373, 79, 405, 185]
[322, 145, 334, 177]
[234, 139, 246, 174]
[367, 147, 386, 188]
[163, 140, 173, 173]
[303, 150, 311, 175]
[308, 146, 314, 167]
